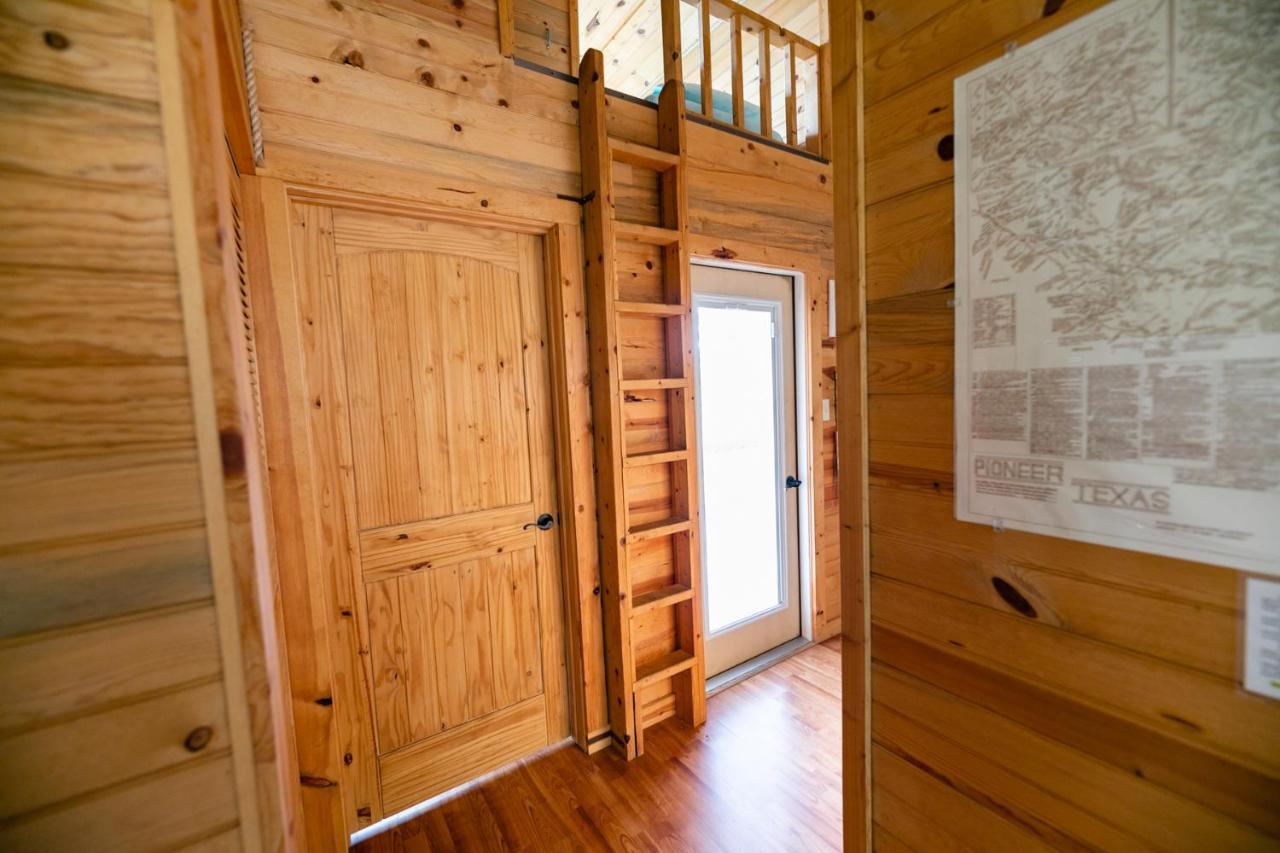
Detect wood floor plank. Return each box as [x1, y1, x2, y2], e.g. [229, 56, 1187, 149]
[353, 641, 843, 852]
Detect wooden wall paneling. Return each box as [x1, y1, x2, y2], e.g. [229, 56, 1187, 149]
[0, 0, 256, 845]
[0, 680, 231, 821]
[513, 0, 575, 73]
[498, 0, 517, 56]
[829, 1, 870, 852]
[872, 661, 1277, 849]
[544, 223, 612, 748]
[517, 231, 573, 745]
[154, 0, 267, 814]
[283, 197, 383, 833]
[158, 0, 305, 846]
[0, 756, 241, 853]
[853, 0, 1280, 849]
[241, 176, 349, 852]
[211, 0, 256, 173]
[567, 0, 581, 68]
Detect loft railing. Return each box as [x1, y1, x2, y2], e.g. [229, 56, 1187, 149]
[659, 0, 826, 157]
[565, 0, 827, 158]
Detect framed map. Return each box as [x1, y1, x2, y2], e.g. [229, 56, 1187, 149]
[954, 0, 1280, 574]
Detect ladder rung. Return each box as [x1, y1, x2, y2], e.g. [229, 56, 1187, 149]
[620, 377, 689, 392]
[614, 301, 685, 317]
[631, 584, 694, 617]
[609, 137, 680, 170]
[634, 650, 697, 688]
[626, 516, 691, 544]
[615, 221, 681, 246]
[624, 449, 689, 468]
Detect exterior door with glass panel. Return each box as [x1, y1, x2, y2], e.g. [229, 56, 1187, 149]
[692, 265, 801, 677]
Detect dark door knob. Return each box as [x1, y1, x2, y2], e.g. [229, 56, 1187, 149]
[524, 513, 556, 531]
[785, 475, 802, 489]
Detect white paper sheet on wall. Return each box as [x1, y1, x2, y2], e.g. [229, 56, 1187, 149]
[1245, 578, 1280, 700]
[952, 0, 1280, 575]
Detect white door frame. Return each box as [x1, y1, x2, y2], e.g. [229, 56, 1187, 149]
[690, 258, 816, 673]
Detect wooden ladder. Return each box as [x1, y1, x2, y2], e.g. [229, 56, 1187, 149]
[578, 48, 707, 759]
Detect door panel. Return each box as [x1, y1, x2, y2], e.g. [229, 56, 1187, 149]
[366, 550, 543, 754]
[693, 265, 802, 677]
[264, 195, 566, 825]
[334, 249, 532, 528]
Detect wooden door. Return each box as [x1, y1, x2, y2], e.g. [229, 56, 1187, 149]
[256, 189, 568, 830]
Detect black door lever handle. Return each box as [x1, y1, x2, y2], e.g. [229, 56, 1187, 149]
[524, 513, 555, 531]
[785, 475, 802, 489]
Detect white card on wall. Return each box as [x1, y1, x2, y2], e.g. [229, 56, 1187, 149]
[1244, 577, 1280, 700]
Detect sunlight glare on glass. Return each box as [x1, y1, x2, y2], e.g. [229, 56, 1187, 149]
[696, 303, 783, 633]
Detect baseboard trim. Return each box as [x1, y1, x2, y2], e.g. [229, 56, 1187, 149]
[705, 636, 812, 698]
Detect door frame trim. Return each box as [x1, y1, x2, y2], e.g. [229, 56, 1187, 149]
[240, 177, 603, 849]
[690, 257, 817, 648]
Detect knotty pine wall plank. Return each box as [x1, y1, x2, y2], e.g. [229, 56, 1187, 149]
[856, 0, 1280, 848]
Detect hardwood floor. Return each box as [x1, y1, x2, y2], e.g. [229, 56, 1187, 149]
[353, 639, 842, 852]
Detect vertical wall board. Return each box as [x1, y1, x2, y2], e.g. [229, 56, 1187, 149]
[848, 0, 1280, 848]
[829, 1, 870, 851]
[0, 0, 279, 848]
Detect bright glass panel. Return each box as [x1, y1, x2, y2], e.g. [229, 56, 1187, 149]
[696, 303, 783, 632]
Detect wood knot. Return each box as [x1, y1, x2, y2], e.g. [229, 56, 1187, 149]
[184, 726, 214, 752]
[863, 9, 876, 21]
[452, 122, 463, 132]
[936, 134, 954, 161]
[344, 752, 354, 765]
[315, 696, 333, 706]
[420, 70, 435, 86]
[991, 577, 1036, 618]
[43, 30, 70, 50]
[711, 247, 737, 260]
[219, 430, 245, 477]
[328, 0, 343, 10]
[1042, 0, 1065, 16]
[417, 37, 430, 48]
[310, 75, 320, 83]
[480, 199, 489, 207]
[343, 49, 364, 68]
[452, 0, 465, 7]
[498, 98, 509, 107]
[301, 775, 337, 788]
